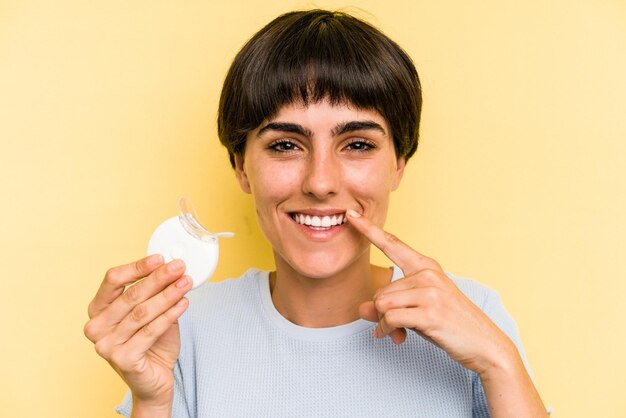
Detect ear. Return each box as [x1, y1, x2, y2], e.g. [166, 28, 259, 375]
[234, 153, 251, 194]
[391, 157, 406, 191]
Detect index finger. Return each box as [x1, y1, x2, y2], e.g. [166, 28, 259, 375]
[346, 209, 440, 276]
[88, 254, 164, 318]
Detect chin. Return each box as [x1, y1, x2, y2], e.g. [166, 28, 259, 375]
[289, 262, 343, 280]
[276, 243, 369, 279]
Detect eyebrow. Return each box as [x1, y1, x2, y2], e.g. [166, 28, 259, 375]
[331, 120, 387, 137]
[257, 122, 313, 138]
[257, 120, 386, 138]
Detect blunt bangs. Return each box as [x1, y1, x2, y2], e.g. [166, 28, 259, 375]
[218, 10, 422, 167]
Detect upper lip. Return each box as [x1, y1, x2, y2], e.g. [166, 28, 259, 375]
[288, 208, 347, 216]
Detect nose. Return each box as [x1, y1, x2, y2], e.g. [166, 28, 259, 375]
[302, 150, 340, 199]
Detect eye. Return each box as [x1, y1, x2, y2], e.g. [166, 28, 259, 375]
[345, 140, 376, 152]
[268, 139, 300, 153]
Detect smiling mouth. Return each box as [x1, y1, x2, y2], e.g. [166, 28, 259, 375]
[289, 212, 347, 231]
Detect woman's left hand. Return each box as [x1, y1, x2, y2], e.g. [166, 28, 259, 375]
[348, 210, 517, 376]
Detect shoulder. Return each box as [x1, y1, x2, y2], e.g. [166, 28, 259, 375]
[393, 265, 500, 312]
[181, 268, 266, 322]
[191, 268, 263, 296]
[394, 265, 525, 359]
[445, 272, 516, 331]
[445, 271, 516, 331]
[445, 271, 497, 311]
[445, 271, 530, 372]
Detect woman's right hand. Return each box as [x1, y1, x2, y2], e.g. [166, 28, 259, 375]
[83, 254, 192, 414]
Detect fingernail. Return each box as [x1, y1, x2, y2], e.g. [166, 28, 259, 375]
[175, 298, 188, 308]
[346, 209, 361, 218]
[175, 276, 190, 289]
[168, 259, 184, 273]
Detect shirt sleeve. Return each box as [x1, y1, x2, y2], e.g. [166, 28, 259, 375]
[472, 372, 490, 418]
[471, 288, 533, 417]
[481, 289, 533, 377]
[114, 359, 192, 418]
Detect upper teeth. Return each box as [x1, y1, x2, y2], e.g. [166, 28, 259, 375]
[292, 213, 346, 227]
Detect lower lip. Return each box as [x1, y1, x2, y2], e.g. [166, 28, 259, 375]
[287, 214, 347, 240]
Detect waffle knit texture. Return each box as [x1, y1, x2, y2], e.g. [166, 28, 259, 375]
[116, 266, 529, 417]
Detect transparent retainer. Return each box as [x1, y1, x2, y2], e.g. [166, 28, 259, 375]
[178, 197, 234, 243]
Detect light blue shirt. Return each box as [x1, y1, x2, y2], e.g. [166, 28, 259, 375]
[117, 267, 529, 417]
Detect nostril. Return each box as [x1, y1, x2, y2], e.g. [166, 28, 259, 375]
[302, 161, 340, 198]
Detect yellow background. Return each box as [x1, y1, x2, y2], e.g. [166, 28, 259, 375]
[1, 0, 624, 416]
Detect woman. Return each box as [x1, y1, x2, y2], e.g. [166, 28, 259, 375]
[84, 10, 547, 417]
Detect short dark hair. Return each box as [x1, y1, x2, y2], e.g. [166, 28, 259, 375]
[218, 9, 422, 167]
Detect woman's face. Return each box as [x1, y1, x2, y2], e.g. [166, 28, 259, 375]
[235, 98, 405, 278]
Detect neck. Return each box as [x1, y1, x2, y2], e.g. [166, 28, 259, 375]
[269, 251, 392, 328]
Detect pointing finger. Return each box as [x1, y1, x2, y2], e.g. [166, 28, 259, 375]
[346, 209, 440, 276]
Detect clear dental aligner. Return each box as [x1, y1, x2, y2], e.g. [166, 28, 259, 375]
[147, 197, 233, 289]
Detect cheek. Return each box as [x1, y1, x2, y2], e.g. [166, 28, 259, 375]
[345, 160, 397, 197]
[248, 162, 301, 211]
[344, 160, 397, 224]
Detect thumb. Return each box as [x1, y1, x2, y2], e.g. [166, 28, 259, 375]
[358, 301, 379, 322]
[359, 301, 408, 345]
